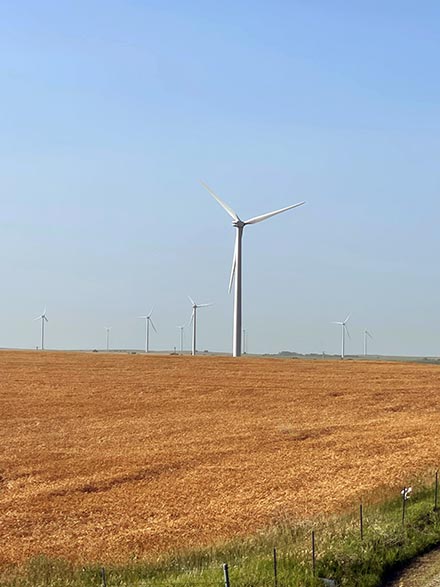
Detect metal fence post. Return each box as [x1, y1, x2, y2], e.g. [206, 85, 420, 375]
[101, 567, 107, 587]
[435, 470, 439, 511]
[223, 563, 230, 587]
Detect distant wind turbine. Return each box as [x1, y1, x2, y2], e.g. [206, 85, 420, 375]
[105, 327, 111, 351]
[139, 309, 157, 353]
[34, 308, 48, 350]
[188, 296, 211, 356]
[177, 325, 185, 354]
[364, 329, 373, 356]
[332, 314, 351, 359]
[201, 181, 304, 357]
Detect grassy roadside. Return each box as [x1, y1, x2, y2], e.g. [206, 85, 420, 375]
[2, 482, 440, 587]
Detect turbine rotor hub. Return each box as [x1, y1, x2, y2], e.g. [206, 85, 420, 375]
[233, 219, 245, 228]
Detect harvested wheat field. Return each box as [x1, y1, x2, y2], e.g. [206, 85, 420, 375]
[1, 350, 440, 566]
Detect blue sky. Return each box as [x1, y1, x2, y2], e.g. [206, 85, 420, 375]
[1, 1, 439, 355]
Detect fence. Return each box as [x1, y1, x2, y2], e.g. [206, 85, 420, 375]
[93, 472, 440, 587]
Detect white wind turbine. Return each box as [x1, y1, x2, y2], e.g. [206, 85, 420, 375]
[201, 181, 305, 357]
[332, 314, 351, 359]
[139, 309, 157, 353]
[105, 327, 111, 351]
[188, 296, 211, 356]
[34, 308, 48, 350]
[364, 329, 373, 356]
[177, 325, 185, 354]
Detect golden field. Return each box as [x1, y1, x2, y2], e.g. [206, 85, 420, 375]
[1, 350, 440, 566]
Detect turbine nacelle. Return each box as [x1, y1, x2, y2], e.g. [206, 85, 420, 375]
[232, 219, 245, 229]
[34, 307, 48, 322]
[188, 295, 211, 311]
[139, 308, 157, 334]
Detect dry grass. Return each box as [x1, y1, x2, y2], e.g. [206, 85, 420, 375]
[1, 350, 440, 566]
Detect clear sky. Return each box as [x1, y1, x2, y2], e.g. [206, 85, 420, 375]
[1, 1, 439, 356]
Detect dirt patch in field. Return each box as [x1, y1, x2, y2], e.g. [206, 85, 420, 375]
[1, 351, 440, 565]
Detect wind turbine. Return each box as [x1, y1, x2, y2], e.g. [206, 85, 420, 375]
[188, 296, 211, 356]
[177, 325, 185, 354]
[332, 314, 351, 359]
[201, 181, 304, 357]
[139, 309, 157, 353]
[34, 308, 48, 350]
[364, 329, 373, 357]
[105, 327, 111, 351]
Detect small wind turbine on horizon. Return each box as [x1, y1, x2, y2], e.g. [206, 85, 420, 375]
[139, 309, 157, 353]
[364, 329, 373, 356]
[201, 181, 304, 357]
[188, 296, 211, 356]
[332, 314, 351, 359]
[34, 308, 48, 350]
[105, 327, 111, 351]
[177, 325, 185, 354]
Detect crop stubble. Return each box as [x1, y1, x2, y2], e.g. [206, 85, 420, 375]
[0, 351, 440, 565]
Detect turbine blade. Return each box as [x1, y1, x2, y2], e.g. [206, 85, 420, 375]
[332, 321, 343, 325]
[200, 181, 239, 221]
[34, 316, 41, 321]
[244, 201, 305, 225]
[228, 235, 238, 293]
[44, 316, 48, 322]
[343, 313, 351, 324]
[197, 303, 212, 308]
[188, 310, 194, 327]
[188, 295, 195, 306]
[148, 306, 154, 318]
[150, 318, 158, 333]
[345, 324, 351, 340]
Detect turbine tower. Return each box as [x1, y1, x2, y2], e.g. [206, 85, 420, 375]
[364, 329, 373, 356]
[139, 309, 157, 353]
[201, 181, 304, 357]
[105, 327, 111, 351]
[332, 314, 351, 359]
[34, 308, 48, 350]
[188, 296, 211, 356]
[177, 325, 185, 354]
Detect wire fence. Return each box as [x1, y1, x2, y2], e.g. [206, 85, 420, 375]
[53, 472, 440, 587]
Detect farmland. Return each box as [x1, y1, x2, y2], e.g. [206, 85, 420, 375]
[1, 351, 440, 567]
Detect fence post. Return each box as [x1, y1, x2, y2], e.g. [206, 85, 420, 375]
[312, 531, 316, 577]
[435, 470, 439, 512]
[101, 567, 107, 587]
[360, 501, 364, 540]
[223, 563, 230, 587]
[402, 491, 406, 528]
[273, 547, 278, 587]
